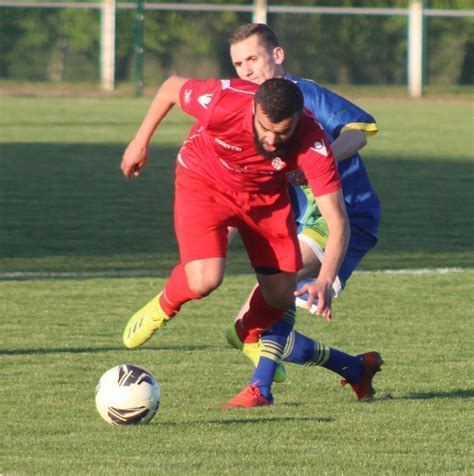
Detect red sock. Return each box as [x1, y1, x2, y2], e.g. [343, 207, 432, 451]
[236, 286, 285, 343]
[159, 264, 203, 317]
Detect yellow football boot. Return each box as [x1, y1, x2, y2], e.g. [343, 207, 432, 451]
[225, 321, 287, 383]
[123, 292, 169, 349]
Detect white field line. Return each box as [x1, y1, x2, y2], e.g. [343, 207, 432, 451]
[0, 270, 166, 280]
[356, 267, 464, 275]
[0, 267, 466, 281]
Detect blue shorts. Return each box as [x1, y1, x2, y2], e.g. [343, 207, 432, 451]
[338, 223, 378, 288]
[290, 183, 379, 288]
[298, 220, 377, 291]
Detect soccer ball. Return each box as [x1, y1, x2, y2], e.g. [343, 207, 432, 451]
[95, 364, 160, 425]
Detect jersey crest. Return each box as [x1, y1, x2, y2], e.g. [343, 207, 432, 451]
[311, 140, 328, 157]
[271, 157, 286, 170]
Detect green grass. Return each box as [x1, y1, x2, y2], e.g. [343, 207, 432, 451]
[0, 95, 473, 272]
[1, 272, 473, 474]
[0, 94, 473, 474]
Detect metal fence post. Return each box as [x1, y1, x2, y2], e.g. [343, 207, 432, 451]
[408, 0, 425, 97]
[252, 0, 267, 24]
[100, 0, 115, 91]
[134, 0, 144, 96]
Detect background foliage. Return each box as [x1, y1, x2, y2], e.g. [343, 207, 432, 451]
[0, 0, 472, 87]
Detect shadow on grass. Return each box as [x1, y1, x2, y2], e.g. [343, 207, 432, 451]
[8, 119, 188, 128]
[401, 389, 474, 400]
[0, 343, 218, 356]
[155, 416, 334, 427]
[207, 416, 334, 424]
[380, 389, 474, 400]
[1, 143, 473, 270]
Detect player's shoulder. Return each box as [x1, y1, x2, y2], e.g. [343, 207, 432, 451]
[287, 75, 324, 93]
[183, 78, 256, 111]
[287, 75, 341, 100]
[220, 78, 258, 95]
[292, 110, 326, 152]
[216, 79, 257, 113]
[301, 109, 323, 132]
[184, 78, 256, 93]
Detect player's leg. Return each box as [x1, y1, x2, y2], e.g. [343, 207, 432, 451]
[297, 228, 323, 280]
[294, 217, 337, 312]
[224, 190, 315, 380]
[295, 221, 378, 313]
[281, 330, 382, 400]
[225, 220, 325, 381]
[224, 271, 297, 407]
[225, 282, 288, 383]
[224, 201, 301, 407]
[283, 224, 382, 399]
[246, 271, 297, 395]
[123, 166, 231, 349]
[253, 221, 381, 399]
[228, 191, 301, 342]
[123, 258, 226, 349]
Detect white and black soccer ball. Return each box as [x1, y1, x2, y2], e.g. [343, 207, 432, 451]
[95, 364, 160, 425]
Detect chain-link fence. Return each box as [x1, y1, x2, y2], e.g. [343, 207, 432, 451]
[0, 1, 472, 93]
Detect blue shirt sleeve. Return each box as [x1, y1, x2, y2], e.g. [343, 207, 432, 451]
[288, 76, 377, 141]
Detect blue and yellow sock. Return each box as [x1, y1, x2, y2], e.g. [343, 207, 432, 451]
[282, 331, 362, 383]
[323, 347, 362, 383]
[249, 307, 295, 400]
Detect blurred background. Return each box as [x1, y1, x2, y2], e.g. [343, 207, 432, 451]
[0, 0, 472, 96]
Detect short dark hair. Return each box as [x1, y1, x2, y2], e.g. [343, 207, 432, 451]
[229, 23, 279, 52]
[255, 78, 304, 123]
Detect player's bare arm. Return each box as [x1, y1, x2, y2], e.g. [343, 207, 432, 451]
[330, 129, 367, 162]
[295, 189, 349, 321]
[121, 75, 188, 179]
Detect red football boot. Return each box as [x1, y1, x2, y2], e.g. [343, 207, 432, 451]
[341, 352, 383, 401]
[223, 384, 273, 408]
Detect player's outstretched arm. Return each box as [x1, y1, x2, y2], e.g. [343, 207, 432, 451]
[295, 189, 349, 321]
[121, 75, 189, 179]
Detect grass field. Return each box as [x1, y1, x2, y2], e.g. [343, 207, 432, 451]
[0, 93, 473, 475]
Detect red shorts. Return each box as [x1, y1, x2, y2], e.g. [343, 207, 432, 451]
[174, 165, 302, 273]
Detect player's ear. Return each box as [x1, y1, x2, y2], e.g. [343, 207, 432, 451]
[273, 46, 285, 66]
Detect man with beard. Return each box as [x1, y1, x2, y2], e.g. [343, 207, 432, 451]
[223, 24, 383, 407]
[120, 75, 349, 407]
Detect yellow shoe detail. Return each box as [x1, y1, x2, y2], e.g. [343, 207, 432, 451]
[225, 321, 287, 383]
[123, 292, 169, 349]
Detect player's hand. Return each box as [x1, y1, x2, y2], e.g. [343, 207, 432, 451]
[121, 139, 149, 179]
[294, 279, 333, 322]
[287, 168, 308, 186]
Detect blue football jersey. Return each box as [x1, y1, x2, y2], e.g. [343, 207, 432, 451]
[287, 75, 381, 239]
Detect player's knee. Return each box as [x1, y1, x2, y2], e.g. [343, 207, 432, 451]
[187, 272, 223, 296]
[261, 290, 294, 311]
[258, 272, 297, 310]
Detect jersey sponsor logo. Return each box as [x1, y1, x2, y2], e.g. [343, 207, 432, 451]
[271, 157, 286, 170]
[183, 89, 192, 106]
[311, 140, 328, 157]
[219, 158, 279, 175]
[214, 137, 242, 152]
[198, 93, 213, 109]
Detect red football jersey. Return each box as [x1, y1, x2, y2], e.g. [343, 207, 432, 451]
[178, 78, 340, 195]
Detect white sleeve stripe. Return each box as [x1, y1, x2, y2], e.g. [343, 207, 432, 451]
[220, 80, 255, 96]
